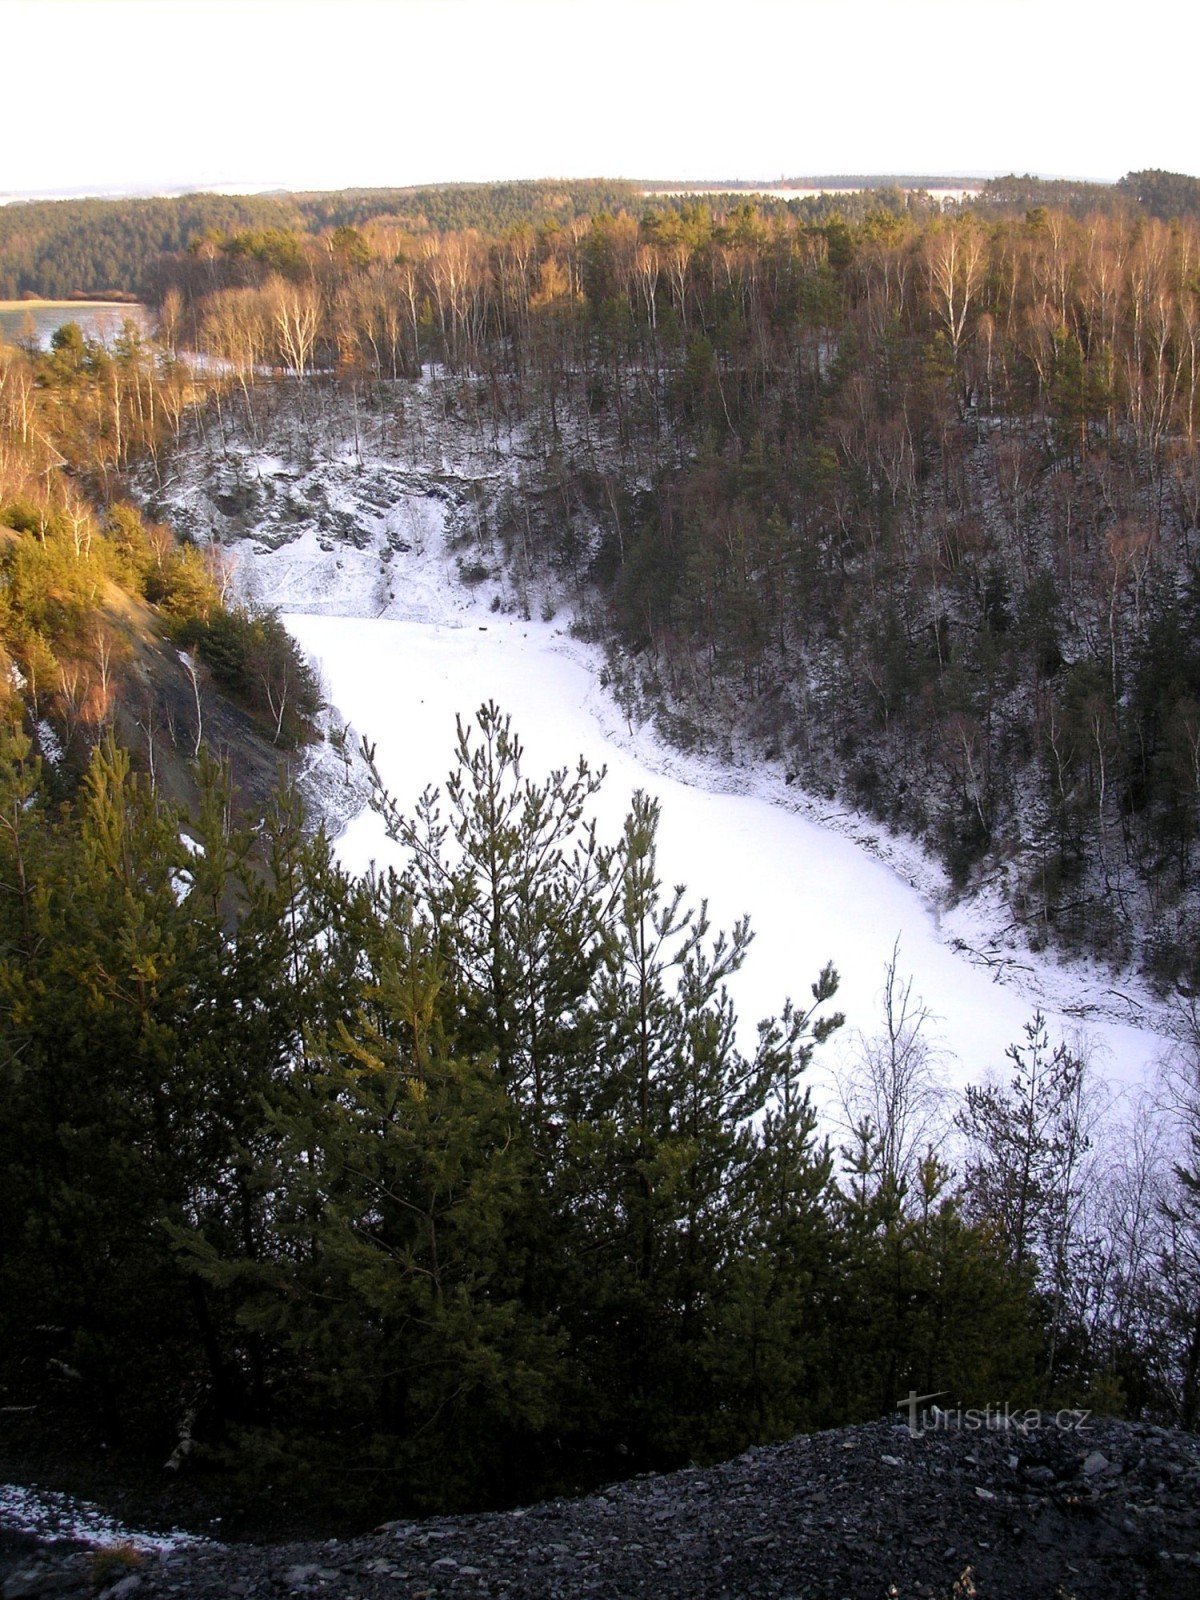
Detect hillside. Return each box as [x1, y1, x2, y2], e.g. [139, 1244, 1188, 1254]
[0, 322, 332, 828]
[2, 170, 1199, 302]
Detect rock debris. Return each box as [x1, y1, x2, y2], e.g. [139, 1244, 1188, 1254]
[3, 1417, 1199, 1599]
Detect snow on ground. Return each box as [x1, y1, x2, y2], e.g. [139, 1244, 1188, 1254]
[0, 1482, 209, 1551]
[235, 498, 457, 624]
[34, 719, 64, 769]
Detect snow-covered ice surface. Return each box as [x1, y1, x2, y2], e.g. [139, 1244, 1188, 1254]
[286, 608, 1164, 1101]
[156, 410, 1171, 1102]
[0, 1482, 209, 1551]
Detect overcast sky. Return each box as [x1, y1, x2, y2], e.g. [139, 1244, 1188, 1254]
[5, 0, 1197, 196]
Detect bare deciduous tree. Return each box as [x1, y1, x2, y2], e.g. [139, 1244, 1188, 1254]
[836, 938, 947, 1199]
[267, 277, 321, 379]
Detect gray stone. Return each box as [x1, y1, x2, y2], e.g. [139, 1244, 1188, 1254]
[102, 1578, 144, 1600]
[282, 1565, 323, 1590]
[4, 1572, 72, 1600]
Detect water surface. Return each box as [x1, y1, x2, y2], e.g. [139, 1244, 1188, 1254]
[0, 301, 151, 350]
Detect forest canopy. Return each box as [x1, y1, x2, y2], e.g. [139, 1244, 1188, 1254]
[2, 170, 1199, 300]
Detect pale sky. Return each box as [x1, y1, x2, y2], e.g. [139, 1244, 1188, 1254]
[4, 0, 1196, 196]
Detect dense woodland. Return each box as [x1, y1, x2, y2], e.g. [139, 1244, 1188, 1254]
[3, 175, 1200, 1524]
[131, 177, 1200, 987]
[4, 170, 1198, 302]
[979, 169, 1200, 221]
[3, 706, 1199, 1524]
[0, 183, 643, 301]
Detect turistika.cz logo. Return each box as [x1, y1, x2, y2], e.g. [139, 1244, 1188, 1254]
[897, 1391, 1093, 1438]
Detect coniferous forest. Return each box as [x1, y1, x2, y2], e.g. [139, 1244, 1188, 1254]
[2, 174, 1200, 1531]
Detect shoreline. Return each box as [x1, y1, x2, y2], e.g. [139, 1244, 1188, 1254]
[0, 298, 144, 312]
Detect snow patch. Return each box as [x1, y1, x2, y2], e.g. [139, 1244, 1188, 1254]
[34, 720, 63, 768]
[0, 1481, 210, 1552]
[285, 607, 1165, 1101]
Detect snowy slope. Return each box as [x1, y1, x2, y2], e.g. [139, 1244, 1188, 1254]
[151, 399, 1172, 1103]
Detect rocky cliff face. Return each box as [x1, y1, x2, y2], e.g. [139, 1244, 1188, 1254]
[4, 1416, 1198, 1600]
[137, 384, 538, 631]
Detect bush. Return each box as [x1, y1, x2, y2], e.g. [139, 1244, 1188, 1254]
[144, 541, 221, 621]
[184, 605, 320, 746]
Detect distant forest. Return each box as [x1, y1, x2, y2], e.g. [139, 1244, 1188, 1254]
[0, 181, 643, 299]
[2, 170, 1199, 300]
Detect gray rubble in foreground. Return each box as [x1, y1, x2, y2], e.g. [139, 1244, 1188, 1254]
[4, 1418, 1200, 1600]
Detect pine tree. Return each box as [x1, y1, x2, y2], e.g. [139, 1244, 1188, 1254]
[955, 1012, 1097, 1389]
[956, 1012, 1089, 1275]
[0, 734, 212, 1437]
[370, 702, 613, 1128]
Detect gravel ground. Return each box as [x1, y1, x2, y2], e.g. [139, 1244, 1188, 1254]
[3, 1416, 1199, 1600]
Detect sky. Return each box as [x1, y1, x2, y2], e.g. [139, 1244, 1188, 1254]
[3, 0, 1197, 196]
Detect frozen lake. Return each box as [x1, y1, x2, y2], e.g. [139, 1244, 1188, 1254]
[286, 607, 1167, 1104]
[0, 300, 150, 350]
